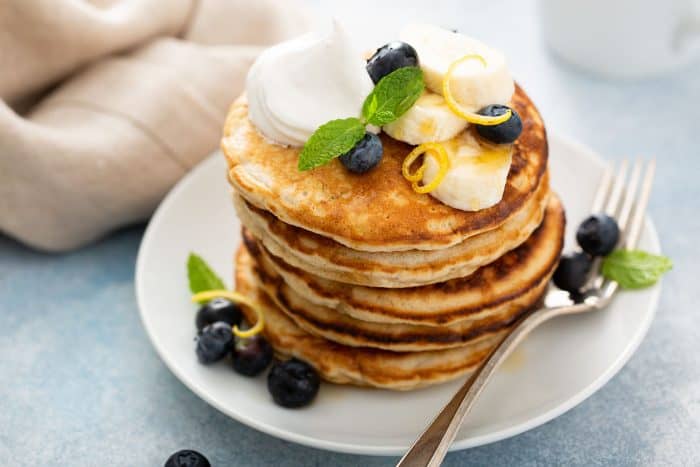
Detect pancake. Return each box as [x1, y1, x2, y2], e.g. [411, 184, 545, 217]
[235, 246, 503, 390]
[251, 239, 551, 352]
[248, 193, 565, 327]
[233, 173, 550, 287]
[222, 84, 547, 252]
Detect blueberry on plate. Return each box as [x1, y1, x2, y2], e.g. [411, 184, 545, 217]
[474, 105, 523, 144]
[232, 334, 273, 376]
[366, 41, 419, 83]
[268, 358, 320, 408]
[576, 213, 620, 256]
[164, 449, 210, 467]
[339, 132, 383, 174]
[196, 321, 233, 364]
[195, 297, 242, 332]
[552, 251, 593, 293]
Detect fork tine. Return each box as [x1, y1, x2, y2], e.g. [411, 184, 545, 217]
[616, 159, 643, 232]
[586, 160, 634, 291]
[583, 162, 620, 291]
[605, 159, 628, 216]
[591, 164, 613, 213]
[624, 159, 655, 249]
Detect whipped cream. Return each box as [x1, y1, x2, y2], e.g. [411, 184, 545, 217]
[246, 20, 374, 147]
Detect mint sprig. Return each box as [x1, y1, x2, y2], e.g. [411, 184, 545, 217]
[601, 249, 672, 289]
[297, 67, 425, 171]
[362, 67, 424, 126]
[187, 253, 226, 294]
[298, 118, 365, 171]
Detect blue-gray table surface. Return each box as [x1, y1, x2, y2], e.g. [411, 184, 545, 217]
[1, 1, 698, 465]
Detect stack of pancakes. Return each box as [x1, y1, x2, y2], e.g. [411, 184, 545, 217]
[221, 85, 564, 390]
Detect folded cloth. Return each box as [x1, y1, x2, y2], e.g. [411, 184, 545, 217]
[0, 0, 311, 251]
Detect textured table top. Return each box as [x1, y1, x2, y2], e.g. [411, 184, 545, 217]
[2, 1, 699, 465]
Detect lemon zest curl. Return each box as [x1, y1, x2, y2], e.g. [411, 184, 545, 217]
[191, 289, 264, 338]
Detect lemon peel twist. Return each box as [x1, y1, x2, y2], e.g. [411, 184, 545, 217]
[191, 289, 264, 338]
[442, 54, 511, 126]
[402, 143, 450, 194]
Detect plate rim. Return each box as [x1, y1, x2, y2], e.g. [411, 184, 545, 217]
[135, 132, 662, 455]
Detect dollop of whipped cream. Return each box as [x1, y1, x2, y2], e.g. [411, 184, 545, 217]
[246, 20, 373, 147]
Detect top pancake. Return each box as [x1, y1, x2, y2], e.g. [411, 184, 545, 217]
[222, 84, 548, 252]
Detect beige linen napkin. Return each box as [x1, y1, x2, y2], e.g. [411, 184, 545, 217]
[0, 0, 311, 251]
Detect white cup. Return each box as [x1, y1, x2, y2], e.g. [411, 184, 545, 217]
[539, 0, 700, 78]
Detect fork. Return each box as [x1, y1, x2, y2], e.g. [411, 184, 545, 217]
[397, 159, 656, 467]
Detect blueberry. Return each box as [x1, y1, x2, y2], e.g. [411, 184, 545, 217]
[232, 334, 273, 376]
[366, 41, 419, 83]
[576, 214, 620, 256]
[552, 251, 593, 293]
[475, 105, 523, 144]
[164, 449, 210, 467]
[195, 297, 242, 332]
[196, 321, 233, 364]
[268, 358, 320, 408]
[339, 132, 383, 174]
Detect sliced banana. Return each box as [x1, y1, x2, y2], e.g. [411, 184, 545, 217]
[400, 23, 514, 112]
[422, 132, 512, 211]
[383, 91, 468, 145]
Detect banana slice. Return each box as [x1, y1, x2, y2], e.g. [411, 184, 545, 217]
[422, 132, 512, 211]
[383, 91, 468, 144]
[400, 24, 514, 112]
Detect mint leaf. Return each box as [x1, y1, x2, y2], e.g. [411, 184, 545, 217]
[601, 249, 672, 289]
[187, 253, 225, 294]
[373, 110, 396, 123]
[365, 94, 378, 118]
[298, 118, 365, 171]
[362, 67, 424, 126]
[294, 68, 424, 171]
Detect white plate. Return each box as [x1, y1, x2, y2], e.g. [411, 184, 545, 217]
[136, 133, 661, 455]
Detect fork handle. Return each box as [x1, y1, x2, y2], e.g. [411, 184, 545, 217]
[396, 303, 588, 467]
